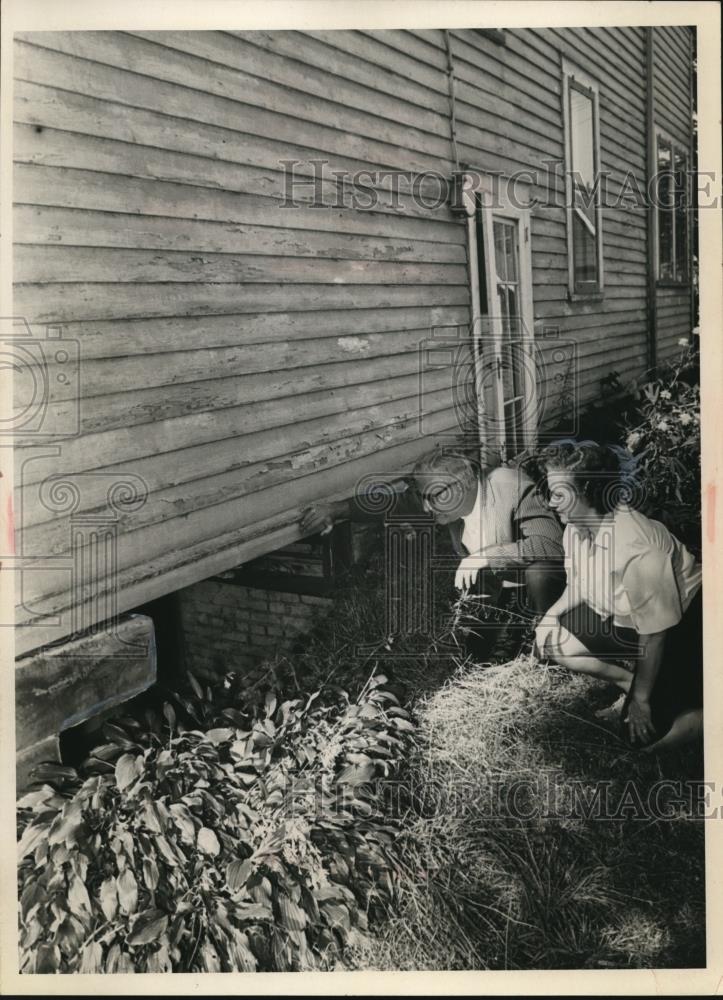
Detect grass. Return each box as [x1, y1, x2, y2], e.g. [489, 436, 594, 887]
[280, 539, 706, 971]
[348, 648, 705, 971]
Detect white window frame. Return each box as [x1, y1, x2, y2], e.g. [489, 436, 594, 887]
[653, 127, 690, 285]
[475, 179, 537, 460]
[562, 58, 604, 298]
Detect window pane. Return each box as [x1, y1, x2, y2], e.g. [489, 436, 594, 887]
[494, 222, 507, 282]
[570, 87, 595, 190]
[657, 139, 674, 280]
[573, 212, 597, 285]
[569, 82, 598, 290]
[674, 148, 688, 281]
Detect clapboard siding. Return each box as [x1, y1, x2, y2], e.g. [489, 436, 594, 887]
[13, 26, 694, 654]
[449, 23, 651, 414]
[653, 25, 694, 359]
[13, 28, 466, 655]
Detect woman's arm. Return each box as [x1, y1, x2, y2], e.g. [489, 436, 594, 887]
[533, 584, 581, 656]
[625, 629, 667, 744]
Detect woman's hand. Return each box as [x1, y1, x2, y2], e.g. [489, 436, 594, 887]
[454, 554, 489, 590]
[625, 695, 657, 746]
[300, 502, 342, 536]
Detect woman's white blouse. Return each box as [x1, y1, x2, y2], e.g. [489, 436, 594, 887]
[563, 506, 702, 634]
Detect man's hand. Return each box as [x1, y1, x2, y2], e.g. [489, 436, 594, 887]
[625, 695, 656, 746]
[454, 554, 490, 590]
[300, 502, 341, 536]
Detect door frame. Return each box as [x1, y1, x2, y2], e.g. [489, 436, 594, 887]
[472, 175, 537, 461]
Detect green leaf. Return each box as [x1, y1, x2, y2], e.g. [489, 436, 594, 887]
[337, 762, 376, 785]
[115, 753, 142, 792]
[264, 691, 277, 717]
[126, 908, 169, 947]
[169, 804, 196, 846]
[162, 702, 176, 728]
[20, 880, 45, 919]
[35, 942, 61, 973]
[57, 914, 85, 957]
[197, 827, 220, 856]
[117, 869, 138, 915]
[68, 874, 91, 917]
[18, 823, 48, 861]
[155, 835, 179, 867]
[47, 800, 84, 846]
[229, 930, 257, 971]
[200, 941, 221, 972]
[143, 857, 160, 891]
[99, 877, 118, 921]
[278, 893, 307, 932]
[29, 763, 78, 785]
[187, 672, 204, 699]
[226, 858, 254, 891]
[17, 786, 57, 810]
[140, 799, 162, 834]
[146, 940, 172, 973]
[235, 901, 273, 922]
[206, 727, 234, 744]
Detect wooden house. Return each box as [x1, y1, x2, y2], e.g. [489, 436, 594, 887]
[11, 26, 696, 769]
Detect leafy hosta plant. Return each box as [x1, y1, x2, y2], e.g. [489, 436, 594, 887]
[17, 670, 414, 973]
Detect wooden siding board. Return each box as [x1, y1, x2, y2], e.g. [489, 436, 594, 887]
[19, 386, 457, 534]
[14, 162, 464, 243]
[9, 305, 471, 360]
[13, 124, 451, 228]
[359, 28, 449, 70]
[15, 245, 468, 287]
[14, 428, 458, 657]
[14, 45, 453, 176]
[287, 30, 448, 93]
[14, 281, 471, 325]
[222, 29, 450, 115]
[15, 204, 466, 264]
[17, 409, 461, 605]
[130, 30, 451, 136]
[17, 32, 453, 155]
[17, 327, 468, 400]
[16, 364, 455, 467]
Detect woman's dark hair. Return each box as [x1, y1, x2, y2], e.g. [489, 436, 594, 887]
[538, 439, 628, 514]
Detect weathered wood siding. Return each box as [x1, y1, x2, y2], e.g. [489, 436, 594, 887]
[13, 29, 467, 655]
[13, 27, 694, 654]
[652, 25, 695, 360]
[448, 26, 651, 419]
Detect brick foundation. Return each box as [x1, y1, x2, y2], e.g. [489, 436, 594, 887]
[178, 578, 332, 680]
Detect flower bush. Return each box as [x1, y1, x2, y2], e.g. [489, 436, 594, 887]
[619, 341, 701, 550]
[17, 669, 414, 973]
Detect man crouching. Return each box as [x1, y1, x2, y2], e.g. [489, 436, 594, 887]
[300, 448, 566, 622]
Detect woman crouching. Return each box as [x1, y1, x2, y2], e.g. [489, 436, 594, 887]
[534, 441, 703, 752]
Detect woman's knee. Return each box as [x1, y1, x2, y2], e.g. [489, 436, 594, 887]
[525, 563, 566, 613]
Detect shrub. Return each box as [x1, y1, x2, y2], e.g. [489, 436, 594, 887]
[17, 669, 413, 973]
[618, 341, 701, 550]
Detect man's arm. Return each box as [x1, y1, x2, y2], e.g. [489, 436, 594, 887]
[300, 481, 421, 535]
[479, 480, 564, 567]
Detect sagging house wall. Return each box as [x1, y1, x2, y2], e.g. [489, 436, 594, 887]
[12, 27, 695, 658]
